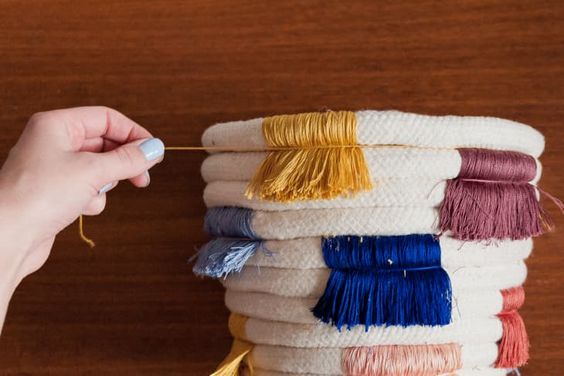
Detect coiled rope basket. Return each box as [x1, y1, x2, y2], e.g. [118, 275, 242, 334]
[194, 110, 551, 376]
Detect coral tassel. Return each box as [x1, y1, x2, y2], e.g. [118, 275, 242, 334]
[246, 111, 372, 202]
[496, 312, 529, 368]
[495, 287, 529, 368]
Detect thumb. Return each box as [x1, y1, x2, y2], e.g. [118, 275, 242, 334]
[92, 138, 165, 184]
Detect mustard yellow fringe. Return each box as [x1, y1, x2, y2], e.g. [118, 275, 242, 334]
[245, 111, 373, 202]
[228, 313, 248, 340]
[212, 315, 253, 376]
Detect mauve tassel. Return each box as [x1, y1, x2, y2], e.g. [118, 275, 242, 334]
[440, 180, 551, 240]
[440, 148, 554, 240]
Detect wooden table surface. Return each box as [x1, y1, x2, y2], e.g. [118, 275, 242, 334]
[0, 1, 562, 375]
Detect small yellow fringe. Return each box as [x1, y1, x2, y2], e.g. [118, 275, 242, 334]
[228, 313, 248, 340]
[212, 315, 253, 376]
[211, 339, 254, 376]
[245, 111, 373, 202]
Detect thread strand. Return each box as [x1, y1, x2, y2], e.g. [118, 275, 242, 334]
[78, 215, 96, 248]
[164, 144, 455, 152]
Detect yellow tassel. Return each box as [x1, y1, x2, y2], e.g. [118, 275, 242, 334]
[245, 111, 373, 202]
[211, 339, 254, 376]
[228, 313, 248, 340]
[212, 315, 253, 376]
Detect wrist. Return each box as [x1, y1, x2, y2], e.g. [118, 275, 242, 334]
[0, 203, 27, 333]
[0, 177, 35, 287]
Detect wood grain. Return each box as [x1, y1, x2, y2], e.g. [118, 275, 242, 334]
[0, 1, 562, 374]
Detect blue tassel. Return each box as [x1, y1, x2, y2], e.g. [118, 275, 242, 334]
[312, 234, 452, 330]
[193, 238, 263, 279]
[204, 207, 257, 238]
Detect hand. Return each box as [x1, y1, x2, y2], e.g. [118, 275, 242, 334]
[0, 106, 165, 287]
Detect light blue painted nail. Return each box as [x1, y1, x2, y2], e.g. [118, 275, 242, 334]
[99, 182, 114, 194]
[139, 138, 165, 161]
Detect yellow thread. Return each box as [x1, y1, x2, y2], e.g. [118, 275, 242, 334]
[165, 144, 456, 153]
[211, 315, 253, 376]
[79, 141, 452, 247]
[245, 111, 373, 202]
[165, 144, 455, 152]
[78, 215, 95, 248]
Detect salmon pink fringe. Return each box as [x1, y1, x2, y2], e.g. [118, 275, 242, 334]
[342, 344, 461, 376]
[496, 287, 529, 368]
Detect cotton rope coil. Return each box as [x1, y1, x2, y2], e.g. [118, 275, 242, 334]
[201, 110, 545, 158]
[204, 179, 447, 209]
[205, 207, 441, 240]
[241, 237, 532, 270]
[225, 288, 508, 325]
[200, 148, 542, 184]
[246, 343, 501, 375]
[203, 177, 542, 210]
[205, 206, 548, 240]
[230, 314, 504, 347]
[221, 262, 527, 298]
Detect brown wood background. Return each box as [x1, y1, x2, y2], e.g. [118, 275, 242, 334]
[0, 1, 562, 375]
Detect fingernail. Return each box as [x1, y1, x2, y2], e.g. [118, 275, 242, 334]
[139, 138, 165, 161]
[99, 182, 114, 195]
[144, 171, 151, 187]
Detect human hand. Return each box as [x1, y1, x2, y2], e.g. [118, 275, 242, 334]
[0, 106, 165, 285]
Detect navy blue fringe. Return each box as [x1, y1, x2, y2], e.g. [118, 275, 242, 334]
[193, 238, 263, 279]
[204, 207, 257, 238]
[322, 234, 441, 269]
[312, 234, 452, 330]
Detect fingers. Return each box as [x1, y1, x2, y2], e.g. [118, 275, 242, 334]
[90, 138, 165, 185]
[30, 106, 153, 152]
[129, 171, 151, 188]
[80, 137, 120, 153]
[83, 194, 107, 216]
[98, 181, 118, 194]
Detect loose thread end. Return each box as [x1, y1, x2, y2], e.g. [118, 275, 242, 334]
[78, 215, 96, 248]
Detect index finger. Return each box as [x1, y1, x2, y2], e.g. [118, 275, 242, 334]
[46, 106, 153, 151]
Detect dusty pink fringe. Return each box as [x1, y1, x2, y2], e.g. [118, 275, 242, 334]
[440, 148, 552, 241]
[496, 287, 529, 368]
[439, 179, 551, 240]
[343, 344, 462, 376]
